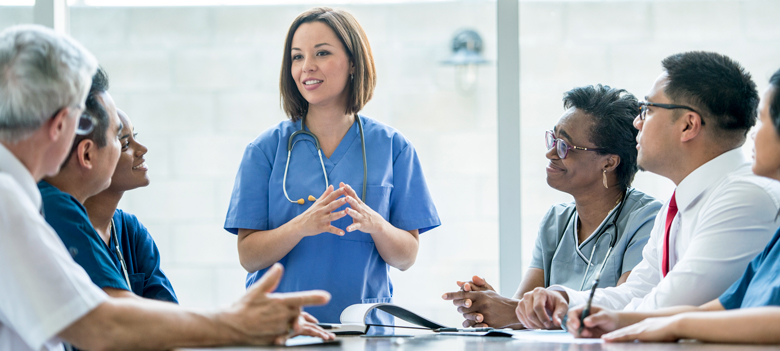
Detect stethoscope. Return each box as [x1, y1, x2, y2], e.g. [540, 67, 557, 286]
[110, 218, 131, 288]
[283, 115, 367, 204]
[65, 221, 131, 351]
[560, 188, 632, 290]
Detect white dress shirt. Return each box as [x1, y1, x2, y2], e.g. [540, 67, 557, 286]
[551, 148, 780, 311]
[0, 143, 107, 351]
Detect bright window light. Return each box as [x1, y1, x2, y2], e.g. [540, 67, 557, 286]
[74, 0, 449, 6]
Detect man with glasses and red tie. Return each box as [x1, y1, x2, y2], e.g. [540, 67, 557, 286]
[515, 51, 780, 330]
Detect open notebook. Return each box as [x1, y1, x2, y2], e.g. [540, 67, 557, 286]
[317, 303, 514, 336]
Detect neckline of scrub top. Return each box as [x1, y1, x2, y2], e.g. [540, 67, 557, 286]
[301, 116, 361, 167]
[571, 202, 619, 264]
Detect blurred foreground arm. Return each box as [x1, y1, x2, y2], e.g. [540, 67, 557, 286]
[59, 264, 333, 351]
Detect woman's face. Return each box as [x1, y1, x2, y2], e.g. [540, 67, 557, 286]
[290, 21, 353, 110]
[752, 86, 780, 181]
[107, 109, 149, 192]
[546, 107, 610, 194]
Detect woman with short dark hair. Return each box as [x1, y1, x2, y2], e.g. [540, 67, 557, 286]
[224, 7, 440, 326]
[565, 68, 780, 344]
[443, 85, 661, 329]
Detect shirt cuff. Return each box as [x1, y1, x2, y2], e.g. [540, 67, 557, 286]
[548, 285, 588, 307]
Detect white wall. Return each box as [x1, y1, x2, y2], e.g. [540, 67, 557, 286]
[1, 0, 779, 328]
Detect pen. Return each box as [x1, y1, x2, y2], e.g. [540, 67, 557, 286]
[577, 269, 602, 336]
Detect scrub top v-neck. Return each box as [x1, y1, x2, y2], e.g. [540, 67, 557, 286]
[224, 115, 440, 325]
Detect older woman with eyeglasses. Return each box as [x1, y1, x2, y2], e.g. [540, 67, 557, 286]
[442, 84, 662, 329]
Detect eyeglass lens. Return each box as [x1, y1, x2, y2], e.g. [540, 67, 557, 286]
[545, 131, 568, 159]
[75, 114, 94, 136]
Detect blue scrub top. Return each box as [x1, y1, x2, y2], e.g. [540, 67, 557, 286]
[224, 115, 440, 325]
[112, 209, 178, 303]
[719, 227, 780, 309]
[39, 181, 177, 303]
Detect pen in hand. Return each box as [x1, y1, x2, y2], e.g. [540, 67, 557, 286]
[577, 269, 602, 336]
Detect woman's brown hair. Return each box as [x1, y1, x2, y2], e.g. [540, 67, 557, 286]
[280, 7, 376, 121]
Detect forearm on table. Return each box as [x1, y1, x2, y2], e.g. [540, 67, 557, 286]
[615, 299, 722, 329]
[675, 307, 780, 344]
[237, 220, 304, 272]
[61, 298, 249, 351]
[513, 268, 545, 299]
[371, 223, 419, 271]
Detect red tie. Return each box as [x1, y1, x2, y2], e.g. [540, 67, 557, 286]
[662, 192, 678, 277]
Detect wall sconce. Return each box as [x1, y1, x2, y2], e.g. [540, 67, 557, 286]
[442, 29, 489, 93]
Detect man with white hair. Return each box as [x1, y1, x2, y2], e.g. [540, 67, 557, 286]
[0, 24, 334, 351]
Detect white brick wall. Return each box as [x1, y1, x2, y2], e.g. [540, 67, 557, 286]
[1, 0, 778, 328]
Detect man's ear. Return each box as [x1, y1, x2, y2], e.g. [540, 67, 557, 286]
[680, 111, 704, 143]
[47, 108, 71, 143]
[76, 139, 95, 170]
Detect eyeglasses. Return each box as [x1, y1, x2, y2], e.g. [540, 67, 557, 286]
[638, 101, 702, 124]
[545, 130, 604, 159]
[76, 113, 97, 136]
[50, 106, 95, 135]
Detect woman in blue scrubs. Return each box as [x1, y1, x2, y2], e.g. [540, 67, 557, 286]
[224, 7, 440, 326]
[42, 67, 176, 302]
[83, 109, 177, 302]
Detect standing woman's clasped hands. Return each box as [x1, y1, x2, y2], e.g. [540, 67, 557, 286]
[294, 181, 388, 237]
[341, 182, 384, 234]
[294, 185, 349, 237]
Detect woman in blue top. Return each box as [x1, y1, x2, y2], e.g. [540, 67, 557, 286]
[564, 68, 780, 344]
[83, 109, 177, 302]
[41, 67, 176, 302]
[224, 7, 440, 326]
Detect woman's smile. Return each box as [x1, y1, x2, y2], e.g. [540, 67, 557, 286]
[303, 78, 323, 90]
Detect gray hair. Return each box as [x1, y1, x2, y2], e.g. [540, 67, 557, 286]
[0, 25, 97, 142]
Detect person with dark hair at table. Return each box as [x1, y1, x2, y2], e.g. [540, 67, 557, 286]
[566, 67, 780, 345]
[516, 51, 780, 331]
[442, 85, 661, 329]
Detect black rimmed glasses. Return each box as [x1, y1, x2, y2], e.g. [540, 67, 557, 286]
[545, 130, 604, 159]
[638, 101, 702, 124]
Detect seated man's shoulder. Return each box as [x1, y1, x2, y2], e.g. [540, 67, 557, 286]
[722, 165, 780, 199]
[0, 173, 36, 211]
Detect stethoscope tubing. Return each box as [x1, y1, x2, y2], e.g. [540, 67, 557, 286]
[111, 218, 132, 289]
[571, 188, 633, 290]
[283, 116, 367, 204]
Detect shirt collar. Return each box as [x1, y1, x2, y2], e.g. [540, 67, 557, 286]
[675, 148, 748, 212]
[0, 142, 42, 210]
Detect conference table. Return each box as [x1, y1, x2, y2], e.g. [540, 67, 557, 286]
[180, 332, 779, 350]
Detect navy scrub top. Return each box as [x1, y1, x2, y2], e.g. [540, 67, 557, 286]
[39, 181, 177, 303]
[720, 227, 780, 309]
[224, 116, 440, 325]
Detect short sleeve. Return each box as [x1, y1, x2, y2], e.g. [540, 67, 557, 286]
[41, 188, 129, 292]
[388, 141, 440, 234]
[719, 255, 759, 310]
[119, 211, 178, 303]
[619, 199, 660, 275]
[224, 142, 273, 234]
[529, 207, 559, 270]
[0, 176, 107, 350]
[718, 233, 776, 309]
